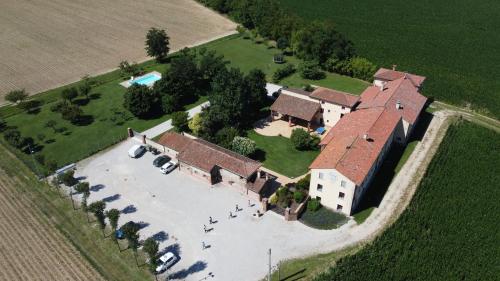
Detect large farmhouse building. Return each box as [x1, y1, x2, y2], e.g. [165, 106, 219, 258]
[268, 67, 427, 215]
[307, 68, 427, 215]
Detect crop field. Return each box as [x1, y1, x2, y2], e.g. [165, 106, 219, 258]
[313, 121, 500, 281]
[0, 143, 152, 281]
[0, 0, 235, 102]
[0, 154, 105, 280]
[282, 0, 500, 118]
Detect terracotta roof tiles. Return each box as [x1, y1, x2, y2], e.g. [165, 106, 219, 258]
[309, 87, 360, 108]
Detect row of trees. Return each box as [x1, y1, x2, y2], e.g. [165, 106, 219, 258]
[54, 170, 161, 274]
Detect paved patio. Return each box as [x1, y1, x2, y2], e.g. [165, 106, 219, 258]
[74, 139, 359, 281]
[253, 118, 329, 139]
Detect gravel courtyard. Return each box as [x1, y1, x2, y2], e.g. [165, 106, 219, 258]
[75, 139, 358, 280]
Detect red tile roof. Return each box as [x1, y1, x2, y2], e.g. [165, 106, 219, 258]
[177, 138, 262, 178]
[309, 87, 360, 108]
[157, 132, 193, 152]
[270, 93, 320, 121]
[358, 76, 427, 124]
[374, 68, 426, 87]
[310, 108, 402, 185]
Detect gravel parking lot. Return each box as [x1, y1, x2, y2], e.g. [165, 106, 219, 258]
[75, 139, 359, 280]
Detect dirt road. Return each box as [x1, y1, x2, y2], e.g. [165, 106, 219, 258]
[0, 0, 236, 101]
[0, 165, 105, 280]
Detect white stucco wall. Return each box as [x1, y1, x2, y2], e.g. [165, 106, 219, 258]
[308, 168, 356, 215]
[320, 102, 352, 127]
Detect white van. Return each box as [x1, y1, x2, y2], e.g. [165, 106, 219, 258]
[128, 144, 145, 158]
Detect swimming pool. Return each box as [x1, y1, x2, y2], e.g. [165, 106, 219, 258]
[131, 73, 161, 86]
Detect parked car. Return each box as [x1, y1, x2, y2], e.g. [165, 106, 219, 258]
[155, 252, 177, 273]
[160, 160, 178, 174]
[153, 155, 170, 167]
[128, 144, 145, 158]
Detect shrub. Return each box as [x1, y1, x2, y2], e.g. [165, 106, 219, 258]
[3, 129, 24, 148]
[272, 64, 296, 82]
[294, 191, 305, 203]
[290, 128, 311, 150]
[171, 111, 189, 132]
[349, 57, 377, 81]
[50, 101, 67, 113]
[307, 198, 321, 212]
[34, 154, 45, 165]
[119, 61, 141, 77]
[269, 193, 278, 205]
[216, 127, 239, 149]
[60, 104, 83, 123]
[188, 113, 202, 135]
[277, 37, 289, 50]
[236, 25, 246, 35]
[303, 84, 314, 92]
[232, 136, 256, 156]
[5, 89, 28, 104]
[57, 170, 77, 186]
[61, 87, 78, 102]
[0, 117, 6, 132]
[296, 174, 311, 190]
[299, 61, 326, 80]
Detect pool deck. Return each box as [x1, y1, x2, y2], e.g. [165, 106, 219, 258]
[119, 71, 162, 88]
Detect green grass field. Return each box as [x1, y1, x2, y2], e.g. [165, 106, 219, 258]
[314, 121, 500, 281]
[282, 0, 500, 118]
[0, 143, 152, 281]
[247, 130, 319, 178]
[0, 34, 366, 173]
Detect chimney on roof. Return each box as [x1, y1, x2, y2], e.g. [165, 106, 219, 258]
[379, 81, 386, 91]
[396, 100, 402, 110]
[403, 73, 408, 79]
[363, 133, 368, 140]
[392, 64, 397, 71]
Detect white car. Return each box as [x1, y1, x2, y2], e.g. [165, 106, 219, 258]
[128, 144, 145, 158]
[155, 252, 177, 273]
[160, 160, 177, 174]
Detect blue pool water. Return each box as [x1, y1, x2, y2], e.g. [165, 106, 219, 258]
[131, 73, 161, 86]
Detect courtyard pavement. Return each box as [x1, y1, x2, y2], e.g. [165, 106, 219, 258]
[75, 139, 358, 280]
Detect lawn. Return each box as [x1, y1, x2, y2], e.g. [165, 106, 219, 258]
[282, 0, 500, 118]
[0, 142, 153, 281]
[314, 121, 500, 281]
[300, 206, 348, 230]
[204, 35, 369, 94]
[0, 34, 367, 174]
[247, 130, 319, 178]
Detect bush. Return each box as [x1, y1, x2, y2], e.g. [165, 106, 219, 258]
[119, 60, 141, 77]
[3, 129, 24, 148]
[307, 198, 321, 212]
[349, 57, 377, 81]
[171, 111, 189, 132]
[50, 101, 67, 113]
[216, 127, 239, 149]
[296, 174, 311, 190]
[5, 89, 28, 104]
[269, 193, 278, 205]
[232, 136, 256, 156]
[188, 113, 202, 135]
[299, 61, 326, 80]
[34, 154, 45, 165]
[57, 170, 77, 186]
[61, 87, 78, 102]
[272, 64, 296, 82]
[294, 191, 305, 203]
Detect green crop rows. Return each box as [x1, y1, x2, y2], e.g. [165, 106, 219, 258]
[313, 121, 500, 280]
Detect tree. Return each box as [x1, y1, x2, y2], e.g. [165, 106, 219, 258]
[3, 129, 24, 148]
[119, 61, 140, 77]
[231, 136, 256, 156]
[5, 89, 28, 104]
[61, 87, 79, 102]
[0, 117, 6, 132]
[215, 127, 239, 149]
[74, 182, 90, 214]
[292, 21, 355, 65]
[145, 28, 170, 61]
[154, 52, 200, 113]
[171, 111, 189, 132]
[291, 128, 312, 150]
[57, 170, 77, 186]
[142, 237, 159, 266]
[245, 69, 268, 121]
[106, 208, 121, 249]
[277, 37, 289, 50]
[60, 104, 83, 123]
[198, 48, 228, 90]
[45, 120, 58, 133]
[348, 57, 377, 81]
[79, 76, 92, 100]
[88, 200, 107, 237]
[188, 113, 203, 135]
[123, 84, 157, 118]
[299, 61, 326, 80]
[121, 221, 140, 266]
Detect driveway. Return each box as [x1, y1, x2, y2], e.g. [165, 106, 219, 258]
[74, 109, 448, 281]
[141, 101, 209, 139]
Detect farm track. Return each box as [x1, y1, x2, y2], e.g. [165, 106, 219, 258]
[0, 168, 104, 280]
